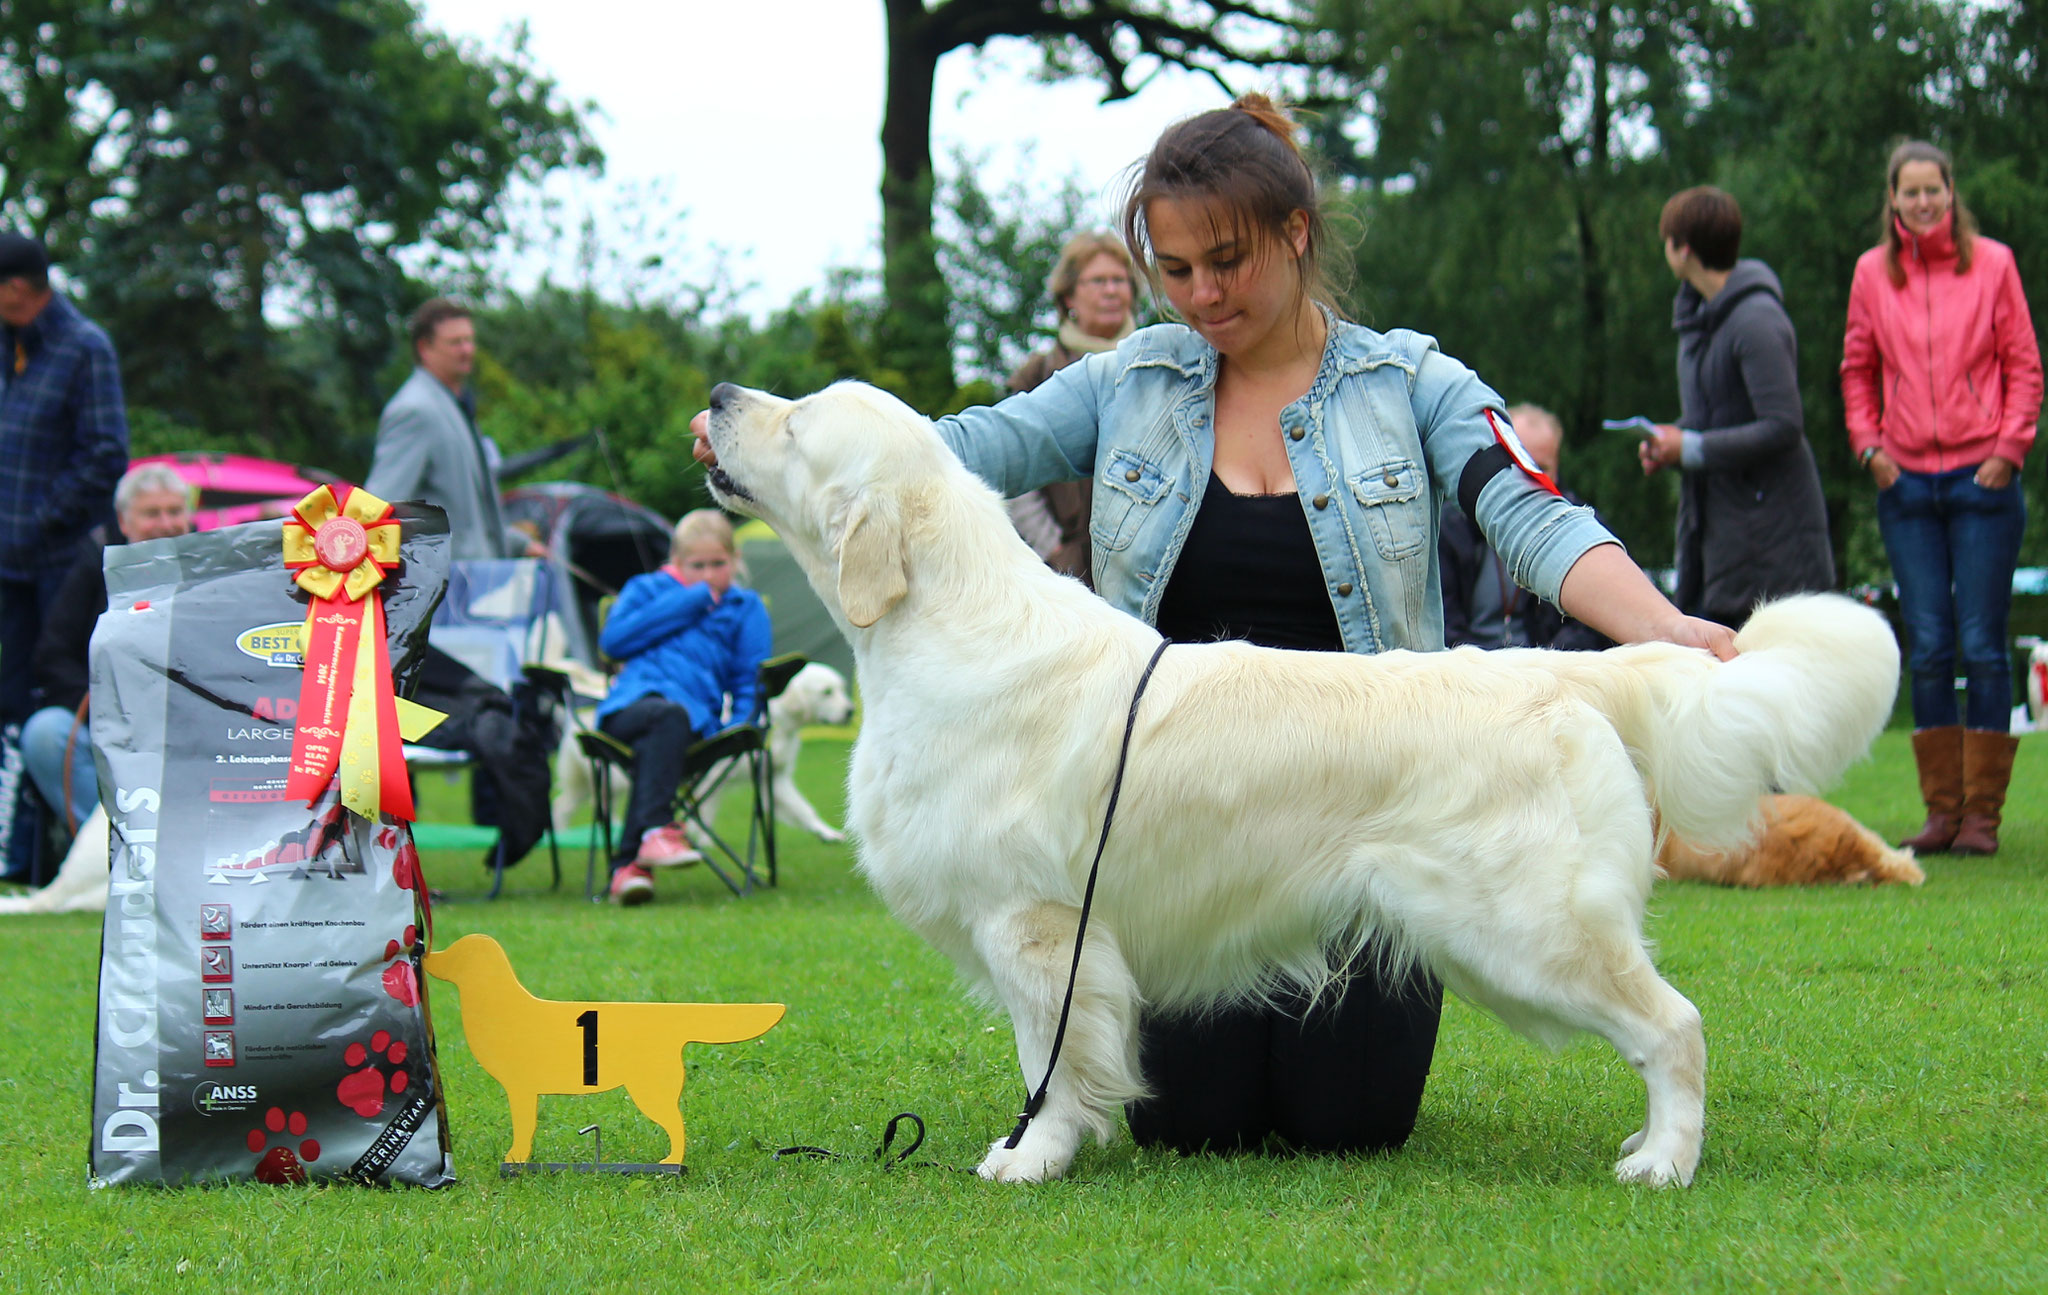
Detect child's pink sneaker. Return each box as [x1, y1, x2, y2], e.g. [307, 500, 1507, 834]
[636, 825, 701, 868]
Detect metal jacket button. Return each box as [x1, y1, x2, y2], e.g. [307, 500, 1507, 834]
[1125, 469, 1141, 483]
[1337, 582, 1354, 595]
[1312, 493, 1329, 509]
[1383, 472, 1400, 488]
[1289, 427, 1305, 441]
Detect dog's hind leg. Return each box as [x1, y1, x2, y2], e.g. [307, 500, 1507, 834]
[1437, 883, 1705, 1189]
[1453, 941, 1705, 1187]
[626, 1071, 688, 1166]
[1594, 959, 1705, 1187]
[970, 902, 1145, 1183]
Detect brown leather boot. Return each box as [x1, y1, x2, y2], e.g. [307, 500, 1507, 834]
[1951, 729, 2020, 856]
[1901, 727, 1965, 852]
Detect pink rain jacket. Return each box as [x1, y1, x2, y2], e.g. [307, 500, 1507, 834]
[1840, 213, 2041, 473]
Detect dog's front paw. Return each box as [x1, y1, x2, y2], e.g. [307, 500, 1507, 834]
[977, 1138, 1068, 1183]
[814, 825, 845, 844]
[1613, 1148, 1695, 1188]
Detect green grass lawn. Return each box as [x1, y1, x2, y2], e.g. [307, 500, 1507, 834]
[3, 729, 2044, 1292]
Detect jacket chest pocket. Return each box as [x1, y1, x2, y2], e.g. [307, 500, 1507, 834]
[1348, 460, 1427, 561]
[1091, 448, 1172, 553]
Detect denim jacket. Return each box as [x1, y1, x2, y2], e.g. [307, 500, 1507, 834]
[936, 319, 1614, 653]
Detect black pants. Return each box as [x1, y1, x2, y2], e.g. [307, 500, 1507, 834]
[0, 569, 69, 724]
[599, 696, 705, 867]
[1125, 947, 1443, 1155]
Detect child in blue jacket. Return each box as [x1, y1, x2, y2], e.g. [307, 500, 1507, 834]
[597, 509, 771, 904]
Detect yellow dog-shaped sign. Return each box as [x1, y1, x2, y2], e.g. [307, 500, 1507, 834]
[423, 934, 783, 1167]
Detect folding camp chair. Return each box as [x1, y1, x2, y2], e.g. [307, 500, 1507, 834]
[578, 652, 808, 899]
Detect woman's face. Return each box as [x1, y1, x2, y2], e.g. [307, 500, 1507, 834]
[1892, 160, 1953, 236]
[674, 539, 735, 595]
[1063, 252, 1133, 339]
[1146, 197, 1309, 360]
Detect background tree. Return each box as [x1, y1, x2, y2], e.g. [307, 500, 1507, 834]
[880, 0, 1320, 411]
[1333, 0, 1730, 562]
[1329, 0, 2045, 584]
[0, 0, 599, 472]
[936, 147, 1094, 389]
[0, 0, 109, 245]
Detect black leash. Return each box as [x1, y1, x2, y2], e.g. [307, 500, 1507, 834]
[774, 1112, 932, 1169]
[1003, 638, 1170, 1151]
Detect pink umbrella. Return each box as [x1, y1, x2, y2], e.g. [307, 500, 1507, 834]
[135, 452, 347, 531]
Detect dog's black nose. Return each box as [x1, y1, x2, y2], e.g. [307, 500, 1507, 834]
[709, 382, 739, 411]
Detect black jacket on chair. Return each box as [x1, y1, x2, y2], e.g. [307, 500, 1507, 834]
[409, 646, 553, 868]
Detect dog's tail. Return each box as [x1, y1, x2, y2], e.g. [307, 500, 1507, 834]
[1556, 593, 1899, 851]
[1869, 843, 1928, 886]
[678, 1002, 787, 1045]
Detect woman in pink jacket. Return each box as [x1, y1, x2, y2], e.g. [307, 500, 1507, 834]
[1842, 139, 2042, 856]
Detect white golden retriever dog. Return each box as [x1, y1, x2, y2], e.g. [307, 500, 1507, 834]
[551, 661, 855, 843]
[699, 380, 1899, 1188]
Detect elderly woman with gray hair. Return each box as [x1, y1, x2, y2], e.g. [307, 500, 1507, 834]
[20, 461, 192, 838]
[1005, 231, 1139, 581]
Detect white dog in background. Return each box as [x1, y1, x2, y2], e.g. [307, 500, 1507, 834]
[698, 379, 1900, 1189]
[0, 804, 111, 915]
[551, 660, 855, 843]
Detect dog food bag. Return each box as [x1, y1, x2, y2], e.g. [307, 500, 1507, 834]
[88, 506, 456, 1188]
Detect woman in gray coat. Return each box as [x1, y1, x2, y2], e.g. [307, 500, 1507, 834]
[1638, 187, 1834, 627]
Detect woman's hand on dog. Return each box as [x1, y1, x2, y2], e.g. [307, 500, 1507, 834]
[1561, 544, 1739, 661]
[1660, 615, 1739, 660]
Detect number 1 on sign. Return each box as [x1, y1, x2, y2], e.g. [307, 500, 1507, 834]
[576, 1009, 598, 1086]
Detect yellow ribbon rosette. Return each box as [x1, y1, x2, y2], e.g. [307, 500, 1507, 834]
[282, 484, 414, 820]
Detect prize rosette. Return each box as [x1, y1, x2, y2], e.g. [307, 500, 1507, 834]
[282, 484, 414, 821]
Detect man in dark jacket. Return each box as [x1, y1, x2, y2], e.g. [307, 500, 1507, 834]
[20, 462, 191, 838]
[0, 233, 129, 724]
[1638, 188, 1834, 628]
[0, 233, 129, 882]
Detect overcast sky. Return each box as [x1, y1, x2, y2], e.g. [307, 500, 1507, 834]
[416, 0, 1235, 312]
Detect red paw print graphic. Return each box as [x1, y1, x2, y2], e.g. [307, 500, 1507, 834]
[379, 828, 421, 892]
[382, 923, 420, 1006]
[247, 1107, 321, 1184]
[337, 1029, 411, 1118]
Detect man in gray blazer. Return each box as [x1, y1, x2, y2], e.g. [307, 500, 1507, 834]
[366, 298, 516, 560]
[368, 298, 554, 875]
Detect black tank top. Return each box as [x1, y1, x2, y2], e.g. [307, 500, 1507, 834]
[1156, 472, 1343, 653]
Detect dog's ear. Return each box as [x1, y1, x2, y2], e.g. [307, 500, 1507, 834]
[836, 494, 907, 628]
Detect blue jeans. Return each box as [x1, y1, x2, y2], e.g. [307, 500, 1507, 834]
[22, 705, 98, 828]
[1877, 466, 2026, 731]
